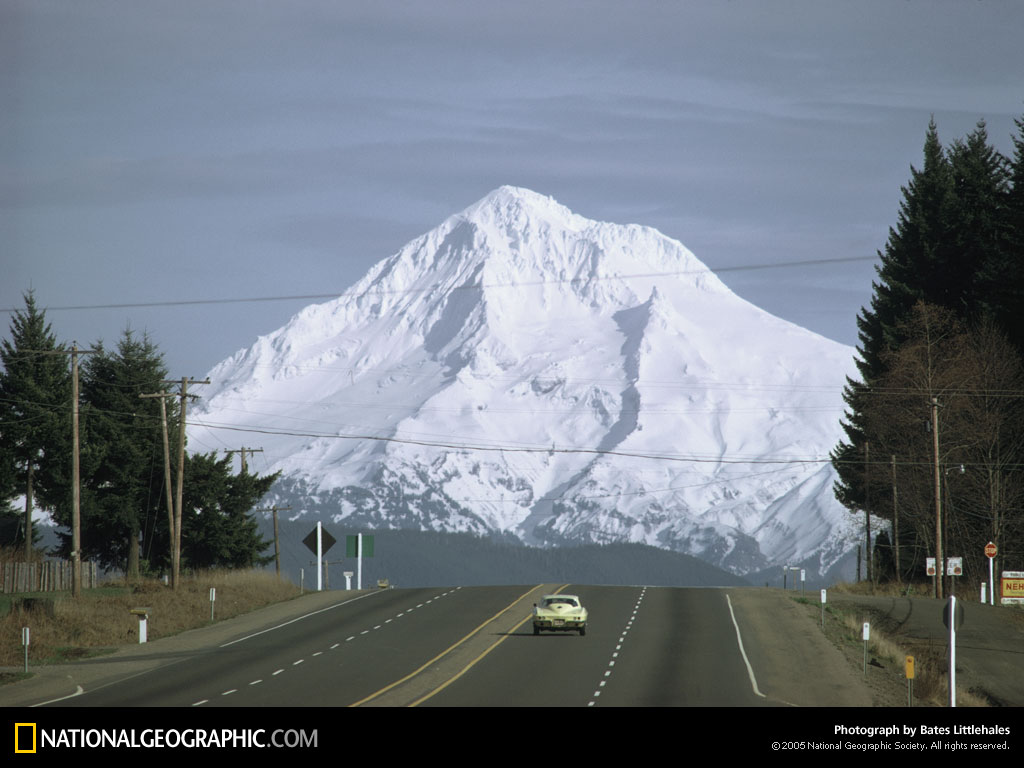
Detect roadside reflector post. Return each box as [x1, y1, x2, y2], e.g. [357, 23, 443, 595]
[344, 571, 354, 590]
[130, 608, 151, 644]
[943, 596, 964, 707]
[209, 587, 216, 622]
[862, 622, 870, 678]
[820, 589, 826, 629]
[22, 627, 29, 673]
[906, 655, 915, 707]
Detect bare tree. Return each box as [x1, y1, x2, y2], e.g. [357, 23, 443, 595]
[861, 302, 1024, 586]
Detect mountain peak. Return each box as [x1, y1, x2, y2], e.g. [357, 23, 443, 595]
[193, 188, 859, 580]
[454, 186, 588, 234]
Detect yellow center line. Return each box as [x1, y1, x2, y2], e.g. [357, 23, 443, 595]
[348, 584, 565, 707]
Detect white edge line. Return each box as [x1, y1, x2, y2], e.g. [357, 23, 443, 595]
[725, 593, 766, 699]
[32, 685, 85, 707]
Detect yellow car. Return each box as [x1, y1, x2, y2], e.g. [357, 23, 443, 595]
[533, 594, 588, 636]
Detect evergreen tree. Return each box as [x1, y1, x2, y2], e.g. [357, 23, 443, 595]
[833, 119, 955, 512]
[175, 452, 278, 570]
[977, 114, 1024, 353]
[0, 292, 72, 558]
[52, 329, 172, 576]
[946, 121, 1012, 324]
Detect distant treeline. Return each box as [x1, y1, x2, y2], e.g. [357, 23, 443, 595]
[267, 523, 753, 589]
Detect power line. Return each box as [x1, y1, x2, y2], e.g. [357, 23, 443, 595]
[0, 255, 877, 315]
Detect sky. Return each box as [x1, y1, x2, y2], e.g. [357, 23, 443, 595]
[3, 0, 1024, 379]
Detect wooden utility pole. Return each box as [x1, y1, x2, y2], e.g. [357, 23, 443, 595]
[139, 391, 177, 588]
[891, 454, 900, 584]
[864, 440, 872, 583]
[165, 377, 208, 589]
[932, 397, 943, 600]
[41, 343, 97, 597]
[70, 343, 81, 597]
[225, 447, 263, 475]
[255, 505, 291, 576]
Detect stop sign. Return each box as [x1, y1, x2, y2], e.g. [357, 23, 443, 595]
[985, 541, 997, 558]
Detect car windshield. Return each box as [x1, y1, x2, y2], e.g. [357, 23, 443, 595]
[544, 598, 578, 607]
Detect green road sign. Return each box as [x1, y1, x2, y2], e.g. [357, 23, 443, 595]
[346, 534, 374, 557]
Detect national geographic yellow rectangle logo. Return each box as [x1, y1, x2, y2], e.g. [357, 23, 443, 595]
[14, 723, 37, 754]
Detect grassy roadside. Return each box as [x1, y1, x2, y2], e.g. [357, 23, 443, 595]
[0, 570, 301, 680]
[789, 583, 988, 707]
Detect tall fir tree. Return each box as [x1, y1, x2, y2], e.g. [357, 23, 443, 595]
[0, 292, 72, 558]
[946, 120, 1012, 324]
[977, 114, 1024, 354]
[53, 329, 172, 576]
[173, 452, 278, 570]
[833, 118, 955, 512]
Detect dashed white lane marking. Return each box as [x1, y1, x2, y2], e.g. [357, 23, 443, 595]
[195, 586, 463, 705]
[588, 586, 646, 707]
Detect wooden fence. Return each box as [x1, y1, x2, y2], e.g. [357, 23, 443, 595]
[1, 560, 98, 593]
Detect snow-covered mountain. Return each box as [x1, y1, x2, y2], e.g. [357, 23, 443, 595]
[189, 186, 863, 578]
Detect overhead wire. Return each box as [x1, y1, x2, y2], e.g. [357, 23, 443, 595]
[0, 255, 878, 315]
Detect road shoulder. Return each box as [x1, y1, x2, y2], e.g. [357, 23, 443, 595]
[726, 588, 873, 707]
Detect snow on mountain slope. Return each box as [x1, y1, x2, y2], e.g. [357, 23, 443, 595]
[189, 186, 862, 576]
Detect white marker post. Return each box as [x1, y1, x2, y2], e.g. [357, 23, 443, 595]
[130, 608, 150, 643]
[949, 596, 957, 707]
[317, 521, 323, 592]
[22, 627, 29, 673]
[820, 589, 827, 629]
[209, 587, 216, 622]
[357, 533, 363, 590]
[862, 622, 870, 678]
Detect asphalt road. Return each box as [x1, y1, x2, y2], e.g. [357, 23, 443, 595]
[2, 585, 876, 708]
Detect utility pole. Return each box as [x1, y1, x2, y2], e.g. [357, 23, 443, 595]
[864, 440, 872, 583]
[139, 391, 177, 588]
[225, 447, 263, 475]
[254, 505, 291, 576]
[40, 343, 96, 597]
[70, 343, 81, 597]
[165, 377, 209, 589]
[932, 397, 943, 600]
[891, 454, 900, 584]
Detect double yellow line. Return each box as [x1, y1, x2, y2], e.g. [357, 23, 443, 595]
[349, 583, 568, 707]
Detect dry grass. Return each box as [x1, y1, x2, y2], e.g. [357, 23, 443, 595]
[0, 570, 301, 668]
[807, 596, 989, 707]
[830, 579, 933, 598]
